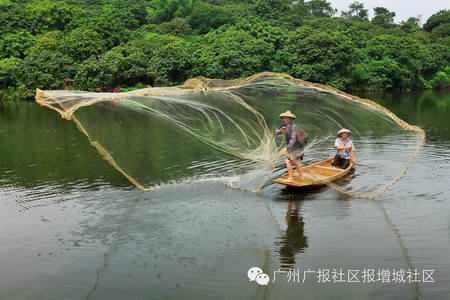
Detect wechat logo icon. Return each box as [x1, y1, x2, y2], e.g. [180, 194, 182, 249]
[247, 267, 270, 286]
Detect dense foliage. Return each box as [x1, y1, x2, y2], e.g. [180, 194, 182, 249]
[0, 0, 449, 100]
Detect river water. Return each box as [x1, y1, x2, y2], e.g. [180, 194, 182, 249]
[0, 89, 449, 299]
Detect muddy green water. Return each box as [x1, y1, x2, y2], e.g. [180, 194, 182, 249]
[0, 90, 449, 300]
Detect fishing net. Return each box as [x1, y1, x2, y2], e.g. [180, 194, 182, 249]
[35, 72, 425, 197]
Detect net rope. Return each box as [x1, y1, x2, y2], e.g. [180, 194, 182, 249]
[35, 72, 425, 198]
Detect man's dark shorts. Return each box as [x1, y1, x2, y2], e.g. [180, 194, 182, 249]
[287, 149, 304, 162]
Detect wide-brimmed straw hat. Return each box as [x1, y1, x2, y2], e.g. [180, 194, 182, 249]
[337, 128, 351, 137]
[279, 110, 296, 119]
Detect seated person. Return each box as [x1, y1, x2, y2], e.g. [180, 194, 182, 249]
[332, 128, 354, 169]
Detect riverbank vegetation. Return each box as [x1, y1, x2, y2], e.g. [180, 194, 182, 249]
[0, 0, 449, 100]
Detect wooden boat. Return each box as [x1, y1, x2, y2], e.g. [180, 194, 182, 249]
[272, 158, 354, 189]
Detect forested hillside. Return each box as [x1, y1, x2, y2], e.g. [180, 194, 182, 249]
[0, 0, 449, 100]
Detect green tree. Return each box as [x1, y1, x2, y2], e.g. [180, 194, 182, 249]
[0, 0, 449, 97]
[188, 1, 234, 34]
[274, 29, 357, 89]
[419, 41, 450, 82]
[99, 44, 151, 87]
[78, 2, 149, 48]
[193, 27, 274, 78]
[353, 35, 428, 89]
[147, 0, 196, 24]
[75, 32, 194, 89]
[431, 66, 450, 89]
[400, 17, 421, 33]
[156, 18, 193, 36]
[254, 0, 291, 20]
[233, 18, 288, 51]
[74, 57, 112, 90]
[0, 0, 33, 35]
[0, 31, 36, 59]
[372, 7, 396, 28]
[424, 9, 450, 32]
[352, 59, 405, 90]
[284, 0, 309, 27]
[306, 0, 336, 18]
[0, 57, 22, 87]
[431, 23, 450, 39]
[341, 1, 368, 21]
[27, 31, 64, 54]
[62, 27, 106, 61]
[148, 37, 194, 85]
[26, 0, 82, 33]
[18, 50, 76, 90]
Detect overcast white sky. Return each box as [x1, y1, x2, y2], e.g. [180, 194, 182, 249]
[328, 0, 449, 23]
